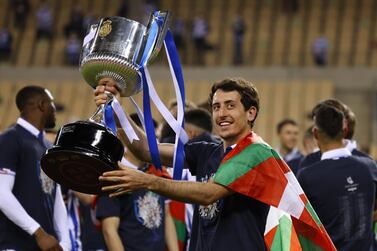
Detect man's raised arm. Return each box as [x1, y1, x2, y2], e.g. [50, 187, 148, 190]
[94, 78, 175, 166]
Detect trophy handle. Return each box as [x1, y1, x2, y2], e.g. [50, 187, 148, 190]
[137, 11, 170, 65]
[89, 91, 114, 124]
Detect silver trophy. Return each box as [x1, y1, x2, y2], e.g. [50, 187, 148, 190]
[40, 12, 171, 194]
[80, 11, 170, 96]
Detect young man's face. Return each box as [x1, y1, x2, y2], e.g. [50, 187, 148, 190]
[278, 124, 299, 151]
[212, 89, 256, 144]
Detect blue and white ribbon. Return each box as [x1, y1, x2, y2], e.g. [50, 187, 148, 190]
[104, 102, 116, 134]
[104, 11, 187, 180]
[138, 11, 188, 179]
[67, 192, 82, 251]
[110, 98, 139, 143]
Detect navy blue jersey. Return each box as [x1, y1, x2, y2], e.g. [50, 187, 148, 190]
[185, 141, 269, 251]
[79, 202, 106, 251]
[0, 125, 57, 250]
[287, 156, 304, 175]
[297, 156, 377, 250]
[96, 189, 165, 251]
[299, 148, 371, 169]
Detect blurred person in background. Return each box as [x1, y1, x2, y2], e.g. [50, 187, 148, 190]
[172, 17, 186, 60]
[299, 99, 371, 170]
[312, 34, 329, 66]
[159, 99, 197, 144]
[0, 86, 69, 250]
[184, 108, 219, 144]
[65, 33, 81, 66]
[297, 102, 377, 250]
[192, 15, 211, 65]
[35, 0, 53, 40]
[0, 27, 12, 62]
[64, 5, 85, 39]
[276, 119, 303, 175]
[232, 14, 245, 65]
[11, 0, 30, 30]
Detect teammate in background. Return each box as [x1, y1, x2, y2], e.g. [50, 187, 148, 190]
[276, 119, 303, 175]
[297, 102, 377, 250]
[0, 86, 70, 250]
[299, 99, 371, 170]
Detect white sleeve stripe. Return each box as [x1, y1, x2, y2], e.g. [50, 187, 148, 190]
[0, 168, 16, 176]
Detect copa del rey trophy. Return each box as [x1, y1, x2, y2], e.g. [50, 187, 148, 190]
[41, 12, 172, 194]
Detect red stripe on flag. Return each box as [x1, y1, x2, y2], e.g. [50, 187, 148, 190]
[275, 159, 291, 174]
[293, 213, 335, 250]
[169, 200, 185, 222]
[264, 226, 278, 250]
[228, 157, 288, 207]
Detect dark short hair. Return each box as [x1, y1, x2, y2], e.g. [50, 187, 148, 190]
[208, 78, 260, 128]
[313, 104, 344, 140]
[129, 113, 158, 129]
[276, 119, 298, 134]
[15, 86, 46, 112]
[311, 99, 355, 139]
[184, 108, 212, 132]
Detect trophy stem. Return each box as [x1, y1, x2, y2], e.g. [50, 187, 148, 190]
[89, 92, 114, 124]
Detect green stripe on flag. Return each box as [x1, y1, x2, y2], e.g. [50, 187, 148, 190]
[271, 215, 293, 251]
[271, 148, 283, 160]
[214, 143, 275, 186]
[174, 219, 186, 241]
[306, 202, 322, 227]
[298, 235, 324, 251]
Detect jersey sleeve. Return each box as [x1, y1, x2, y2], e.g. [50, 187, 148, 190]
[184, 141, 208, 176]
[96, 194, 121, 220]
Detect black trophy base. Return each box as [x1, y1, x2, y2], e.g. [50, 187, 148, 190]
[41, 147, 117, 194]
[40, 120, 124, 194]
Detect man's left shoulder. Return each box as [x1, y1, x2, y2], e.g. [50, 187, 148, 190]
[352, 149, 373, 159]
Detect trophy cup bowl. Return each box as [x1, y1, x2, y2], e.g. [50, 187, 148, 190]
[40, 12, 170, 194]
[80, 13, 170, 97]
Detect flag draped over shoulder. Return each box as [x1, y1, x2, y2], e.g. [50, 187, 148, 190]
[213, 132, 336, 251]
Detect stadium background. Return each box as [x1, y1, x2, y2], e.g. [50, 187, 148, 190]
[0, 0, 376, 158]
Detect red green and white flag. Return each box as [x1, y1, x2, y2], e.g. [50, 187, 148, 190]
[169, 200, 187, 251]
[213, 132, 336, 251]
[265, 207, 301, 250]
